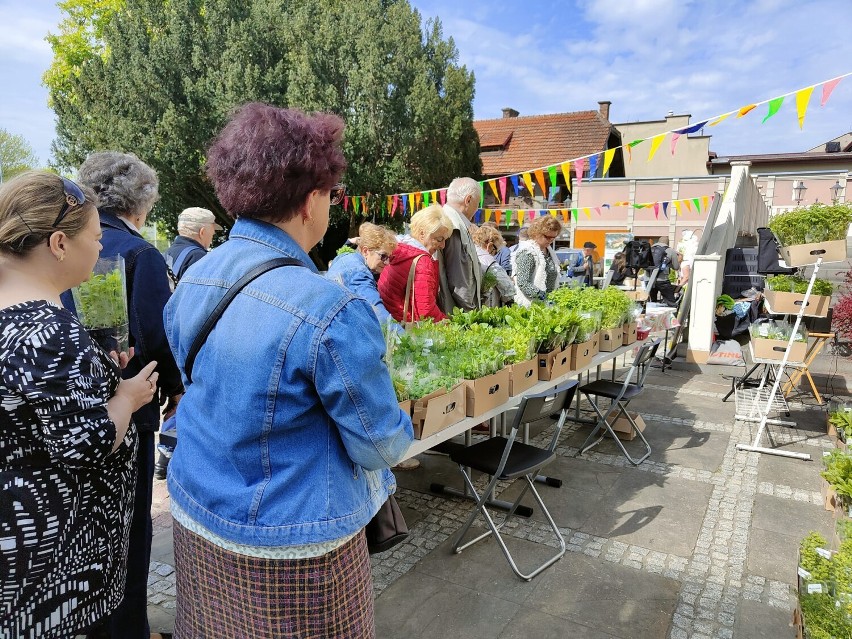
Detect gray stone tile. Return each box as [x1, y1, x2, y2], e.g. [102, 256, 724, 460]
[751, 494, 833, 540]
[734, 599, 796, 638]
[756, 446, 824, 492]
[150, 528, 174, 566]
[148, 604, 175, 634]
[498, 607, 620, 639]
[747, 527, 806, 585]
[527, 552, 678, 638]
[374, 572, 519, 639]
[580, 470, 712, 556]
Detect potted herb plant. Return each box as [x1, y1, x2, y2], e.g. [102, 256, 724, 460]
[768, 202, 852, 266]
[71, 256, 130, 354]
[765, 274, 833, 318]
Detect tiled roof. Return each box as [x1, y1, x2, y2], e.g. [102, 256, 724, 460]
[473, 110, 616, 177]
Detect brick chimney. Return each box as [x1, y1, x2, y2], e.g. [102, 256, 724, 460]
[502, 107, 519, 119]
[598, 101, 611, 121]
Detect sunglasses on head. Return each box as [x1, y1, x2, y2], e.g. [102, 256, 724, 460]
[330, 183, 346, 206]
[53, 177, 86, 227]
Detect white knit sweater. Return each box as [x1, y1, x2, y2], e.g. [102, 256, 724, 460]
[510, 240, 560, 307]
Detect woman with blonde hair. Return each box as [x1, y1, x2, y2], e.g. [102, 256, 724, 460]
[378, 204, 452, 323]
[510, 216, 562, 306]
[0, 171, 158, 638]
[472, 225, 514, 307]
[327, 222, 398, 329]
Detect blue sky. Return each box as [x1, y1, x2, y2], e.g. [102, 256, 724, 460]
[3, 0, 852, 166]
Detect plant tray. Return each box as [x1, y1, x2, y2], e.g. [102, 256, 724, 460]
[764, 290, 831, 318]
[750, 338, 807, 363]
[780, 239, 848, 267]
[508, 358, 538, 396]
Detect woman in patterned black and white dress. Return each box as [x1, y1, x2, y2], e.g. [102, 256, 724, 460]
[0, 171, 160, 638]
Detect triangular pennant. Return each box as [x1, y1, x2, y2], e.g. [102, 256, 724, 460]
[625, 145, 632, 163]
[527, 210, 536, 221]
[439, 189, 447, 205]
[549, 210, 558, 218]
[517, 210, 525, 227]
[602, 148, 616, 177]
[692, 197, 701, 212]
[571, 209, 578, 222]
[494, 210, 501, 226]
[633, 203, 646, 209]
[702, 195, 709, 210]
[479, 181, 485, 209]
[423, 190, 431, 206]
[822, 77, 842, 106]
[381, 198, 387, 216]
[387, 196, 393, 217]
[574, 158, 586, 185]
[343, 196, 350, 212]
[488, 179, 499, 205]
[737, 104, 757, 118]
[762, 97, 784, 123]
[588, 154, 598, 181]
[560, 162, 572, 191]
[474, 209, 483, 224]
[401, 194, 409, 216]
[391, 194, 399, 217]
[684, 199, 693, 213]
[653, 202, 659, 219]
[533, 169, 546, 196]
[795, 86, 814, 129]
[670, 133, 681, 155]
[505, 210, 512, 228]
[594, 206, 601, 216]
[602, 204, 611, 209]
[647, 135, 665, 161]
[708, 113, 731, 127]
[662, 201, 669, 218]
[674, 121, 708, 134]
[674, 200, 682, 216]
[548, 166, 558, 190]
[628, 139, 643, 148]
[522, 172, 535, 196]
[561, 209, 569, 223]
[484, 209, 492, 223]
[510, 175, 520, 196]
[363, 197, 369, 215]
[498, 177, 507, 204]
[414, 192, 422, 210]
[353, 196, 360, 214]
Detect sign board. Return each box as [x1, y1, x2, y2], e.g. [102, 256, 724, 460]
[603, 233, 633, 270]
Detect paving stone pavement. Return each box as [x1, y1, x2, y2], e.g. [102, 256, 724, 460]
[146, 354, 851, 637]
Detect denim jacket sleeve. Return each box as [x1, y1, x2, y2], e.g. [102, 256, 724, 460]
[347, 267, 395, 329]
[315, 298, 414, 470]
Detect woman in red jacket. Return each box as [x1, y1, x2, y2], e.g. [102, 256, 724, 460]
[379, 204, 452, 323]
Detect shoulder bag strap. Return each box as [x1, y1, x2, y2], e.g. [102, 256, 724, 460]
[402, 254, 424, 323]
[185, 257, 303, 383]
[171, 245, 200, 279]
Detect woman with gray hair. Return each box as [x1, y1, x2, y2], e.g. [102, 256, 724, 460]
[63, 151, 183, 639]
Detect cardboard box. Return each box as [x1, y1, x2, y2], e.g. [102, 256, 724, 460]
[625, 289, 649, 302]
[764, 290, 831, 318]
[569, 339, 595, 372]
[821, 477, 840, 513]
[537, 347, 572, 381]
[411, 383, 466, 439]
[609, 411, 647, 441]
[622, 322, 638, 346]
[599, 326, 624, 352]
[398, 400, 412, 418]
[751, 337, 808, 363]
[780, 239, 848, 267]
[589, 332, 600, 358]
[465, 367, 511, 418]
[509, 358, 538, 396]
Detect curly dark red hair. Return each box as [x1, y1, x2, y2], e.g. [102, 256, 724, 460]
[206, 103, 346, 222]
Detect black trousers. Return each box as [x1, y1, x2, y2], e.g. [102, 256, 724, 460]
[652, 277, 678, 306]
[87, 431, 155, 638]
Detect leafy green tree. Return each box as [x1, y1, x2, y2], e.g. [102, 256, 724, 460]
[0, 129, 40, 181]
[47, 0, 481, 262]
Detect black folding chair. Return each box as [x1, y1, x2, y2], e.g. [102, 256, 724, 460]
[449, 380, 578, 581]
[576, 338, 661, 466]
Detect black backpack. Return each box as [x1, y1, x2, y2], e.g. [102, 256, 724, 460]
[623, 240, 653, 269]
[651, 244, 669, 271]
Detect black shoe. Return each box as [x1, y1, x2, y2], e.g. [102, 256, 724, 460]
[154, 451, 170, 480]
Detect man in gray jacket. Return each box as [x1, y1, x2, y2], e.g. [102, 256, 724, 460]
[438, 177, 482, 312]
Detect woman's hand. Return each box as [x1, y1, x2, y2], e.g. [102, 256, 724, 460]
[108, 347, 135, 370]
[115, 360, 159, 413]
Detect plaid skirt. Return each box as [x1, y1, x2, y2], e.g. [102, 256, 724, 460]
[173, 522, 375, 639]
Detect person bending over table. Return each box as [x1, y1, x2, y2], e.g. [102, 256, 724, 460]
[510, 215, 562, 306]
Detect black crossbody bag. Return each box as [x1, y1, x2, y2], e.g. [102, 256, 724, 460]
[183, 257, 408, 554]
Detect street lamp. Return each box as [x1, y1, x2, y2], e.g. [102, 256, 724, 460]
[830, 180, 844, 203]
[792, 181, 807, 205]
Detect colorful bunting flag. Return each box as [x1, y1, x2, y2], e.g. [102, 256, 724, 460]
[401, 194, 409, 216]
[702, 195, 709, 210]
[353, 197, 360, 214]
[391, 194, 399, 217]
[517, 210, 525, 227]
[571, 209, 578, 222]
[602, 148, 616, 177]
[648, 135, 665, 161]
[548, 166, 558, 190]
[588, 155, 598, 181]
[439, 189, 447, 205]
[737, 105, 757, 118]
[594, 206, 601, 216]
[653, 202, 659, 219]
[822, 77, 842, 106]
[423, 190, 431, 206]
[574, 158, 586, 185]
[560, 162, 571, 191]
[504, 210, 513, 228]
[684, 199, 693, 213]
[343, 196, 349, 212]
[662, 201, 669, 218]
[488, 179, 499, 204]
[795, 86, 814, 129]
[494, 210, 501, 226]
[561, 210, 569, 223]
[522, 172, 535, 195]
[414, 192, 422, 210]
[674, 200, 682, 216]
[674, 121, 708, 134]
[692, 197, 701, 212]
[708, 113, 730, 127]
[498, 177, 507, 204]
[479, 181, 484, 208]
[484, 209, 492, 223]
[510, 175, 520, 196]
[762, 97, 784, 123]
[670, 133, 681, 155]
[534, 169, 546, 195]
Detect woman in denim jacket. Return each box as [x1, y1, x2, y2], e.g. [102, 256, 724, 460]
[164, 103, 414, 638]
